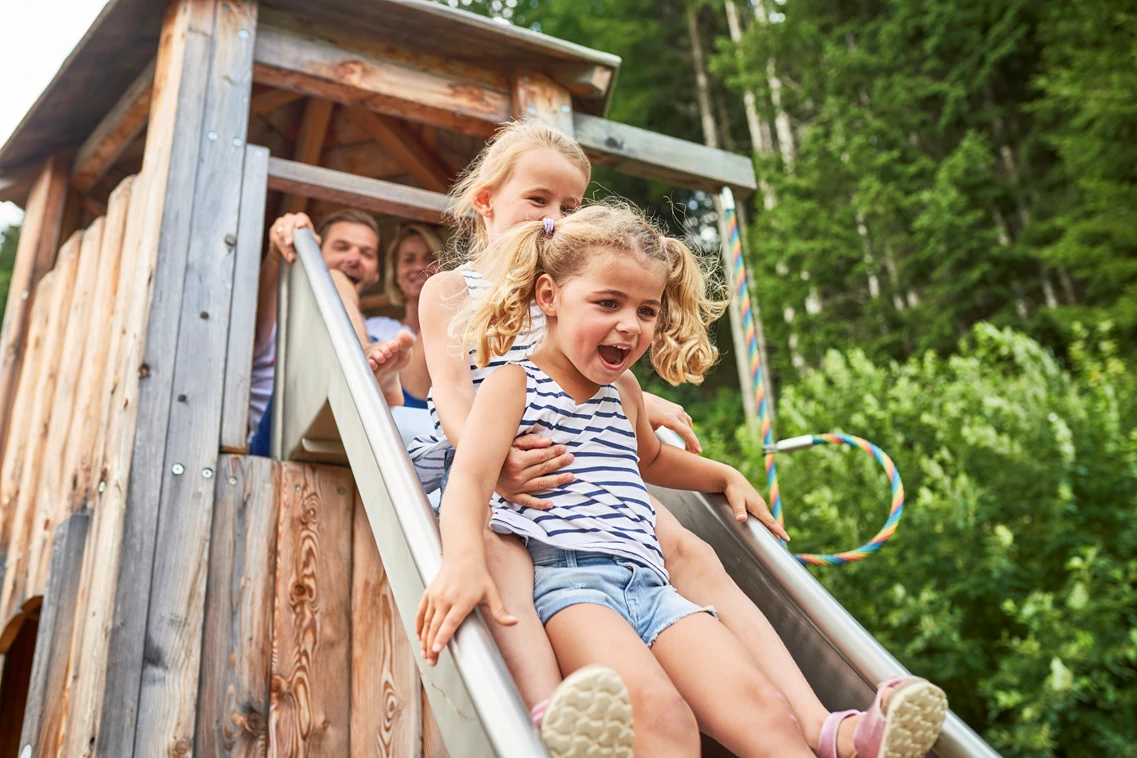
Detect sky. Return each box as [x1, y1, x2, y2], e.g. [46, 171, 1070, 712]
[0, 0, 110, 230]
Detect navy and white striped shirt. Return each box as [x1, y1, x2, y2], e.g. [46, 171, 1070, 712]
[406, 264, 545, 490]
[488, 360, 666, 581]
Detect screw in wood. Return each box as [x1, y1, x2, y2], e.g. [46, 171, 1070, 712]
[561, 104, 571, 113]
[202, 468, 213, 479]
[172, 463, 185, 475]
[228, 476, 238, 485]
[208, 131, 219, 141]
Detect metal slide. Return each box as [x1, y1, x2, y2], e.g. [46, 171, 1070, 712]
[279, 228, 1000, 758]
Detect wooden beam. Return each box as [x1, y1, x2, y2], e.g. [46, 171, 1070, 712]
[513, 70, 574, 135]
[17, 512, 90, 758]
[253, 22, 510, 137]
[130, 1, 260, 754]
[71, 59, 156, 194]
[281, 97, 334, 215]
[219, 145, 270, 453]
[0, 156, 69, 461]
[320, 141, 406, 181]
[267, 157, 449, 224]
[574, 113, 757, 196]
[250, 86, 303, 115]
[344, 107, 451, 193]
[195, 455, 279, 755]
[270, 463, 353, 755]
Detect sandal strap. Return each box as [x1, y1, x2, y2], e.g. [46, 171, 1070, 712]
[818, 710, 860, 758]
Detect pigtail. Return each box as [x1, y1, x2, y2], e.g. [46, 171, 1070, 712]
[651, 237, 730, 385]
[456, 220, 548, 368]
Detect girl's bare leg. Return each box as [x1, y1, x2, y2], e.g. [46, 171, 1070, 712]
[656, 504, 857, 756]
[545, 604, 700, 758]
[651, 612, 815, 758]
[481, 527, 563, 709]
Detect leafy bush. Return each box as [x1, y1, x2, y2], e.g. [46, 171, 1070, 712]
[700, 325, 1137, 756]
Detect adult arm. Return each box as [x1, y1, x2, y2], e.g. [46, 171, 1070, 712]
[254, 212, 316, 359]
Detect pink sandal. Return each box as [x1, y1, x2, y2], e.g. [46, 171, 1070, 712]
[818, 677, 948, 758]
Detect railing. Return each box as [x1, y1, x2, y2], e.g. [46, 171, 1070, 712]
[286, 227, 548, 757]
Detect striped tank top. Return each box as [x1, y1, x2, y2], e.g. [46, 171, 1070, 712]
[488, 360, 665, 581]
[406, 264, 545, 490]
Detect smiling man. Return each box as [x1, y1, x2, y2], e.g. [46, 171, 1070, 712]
[248, 208, 414, 454]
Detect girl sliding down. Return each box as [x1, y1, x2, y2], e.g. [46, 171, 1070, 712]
[415, 203, 948, 757]
[409, 120, 948, 757]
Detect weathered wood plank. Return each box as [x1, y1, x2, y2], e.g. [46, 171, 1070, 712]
[266, 157, 449, 224]
[0, 274, 55, 569]
[71, 59, 156, 193]
[220, 145, 270, 454]
[195, 455, 279, 758]
[351, 492, 422, 758]
[0, 231, 83, 635]
[421, 689, 448, 758]
[93, 0, 223, 753]
[253, 22, 509, 138]
[344, 107, 450, 193]
[131, 2, 259, 754]
[0, 155, 69, 460]
[574, 113, 757, 195]
[281, 97, 334, 215]
[270, 463, 354, 757]
[18, 511, 90, 758]
[22, 217, 106, 604]
[513, 71, 573, 135]
[59, 176, 134, 514]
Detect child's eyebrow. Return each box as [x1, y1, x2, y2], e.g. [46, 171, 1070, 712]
[595, 289, 662, 307]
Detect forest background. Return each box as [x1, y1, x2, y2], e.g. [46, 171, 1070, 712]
[0, 0, 1133, 754]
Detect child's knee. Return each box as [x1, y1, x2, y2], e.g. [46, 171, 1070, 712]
[666, 528, 726, 583]
[631, 681, 699, 750]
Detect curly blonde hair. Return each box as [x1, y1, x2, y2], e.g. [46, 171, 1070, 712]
[448, 119, 590, 254]
[457, 203, 729, 385]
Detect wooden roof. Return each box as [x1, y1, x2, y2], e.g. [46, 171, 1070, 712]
[0, 0, 621, 174]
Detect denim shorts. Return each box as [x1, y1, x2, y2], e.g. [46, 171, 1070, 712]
[529, 543, 715, 647]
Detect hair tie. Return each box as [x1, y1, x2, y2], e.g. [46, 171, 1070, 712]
[543, 218, 555, 236]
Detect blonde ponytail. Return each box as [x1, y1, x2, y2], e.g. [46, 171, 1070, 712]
[651, 237, 730, 385]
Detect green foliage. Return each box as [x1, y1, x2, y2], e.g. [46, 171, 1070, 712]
[0, 224, 20, 318]
[704, 325, 1137, 755]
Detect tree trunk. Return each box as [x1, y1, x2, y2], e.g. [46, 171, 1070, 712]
[724, 0, 777, 210]
[752, 0, 796, 169]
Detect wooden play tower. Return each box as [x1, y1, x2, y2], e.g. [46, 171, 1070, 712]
[0, 1, 756, 756]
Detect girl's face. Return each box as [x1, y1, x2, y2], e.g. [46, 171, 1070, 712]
[536, 250, 668, 386]
[394, 233, 438, 301]
[476, 148, 588, 238]
[322, 221, 381, 294]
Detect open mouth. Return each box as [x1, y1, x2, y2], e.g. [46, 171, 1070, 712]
[597, 344, 630, 370]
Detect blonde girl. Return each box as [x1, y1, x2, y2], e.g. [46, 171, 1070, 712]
[411, 122, 947, 758]
[381, 222, 443, 407]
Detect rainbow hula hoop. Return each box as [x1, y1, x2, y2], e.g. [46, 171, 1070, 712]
[721, 189, 905, 566]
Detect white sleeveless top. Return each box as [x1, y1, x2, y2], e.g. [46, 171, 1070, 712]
[406, 264, 544, 489]
[488, 360, 665, 580]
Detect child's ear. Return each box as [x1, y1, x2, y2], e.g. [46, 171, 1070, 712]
[472, 185, 494, 219]
[534, 274, 558, 317]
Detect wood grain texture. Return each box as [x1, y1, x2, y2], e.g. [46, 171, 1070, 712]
[280, 97, 334, 215]
[219, 145, 270, 454]
[270, 463, 354, 758]
[0, 231, 83, 635]
[512, 71, 573, 135]
[131, 2, 259, 754]
[0, 156, 69, 462]
[195, 455, 280, 758]
[266, 158, 448, 225]
[24, 217, 106, 603]
[351, 492, 422, 758]
[253, 22, 509, 138]
[94, 1, 222, 753]
[251, 88, 304, 115]
[343, 107, 451, 193]
[72, 59, 156, 193]
[59, 176, 134, 515]
[18, 511, 90, 758]
[421, 688, 448, 758]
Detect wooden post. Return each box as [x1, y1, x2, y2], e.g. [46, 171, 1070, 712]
[513, 70, 574, 134]
[280, 97, 334, 215]
[71, 59, 156, 193]
[0, 156, 68, 461]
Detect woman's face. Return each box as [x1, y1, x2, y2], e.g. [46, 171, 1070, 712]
[322, 221, 381, 294]
[394, 233, 438, 301]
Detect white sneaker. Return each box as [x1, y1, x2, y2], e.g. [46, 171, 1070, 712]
[537, 665, 635, 758]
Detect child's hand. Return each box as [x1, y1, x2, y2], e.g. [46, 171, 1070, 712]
[723, 471, 791, 543]
[415, 558, 517, 666]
